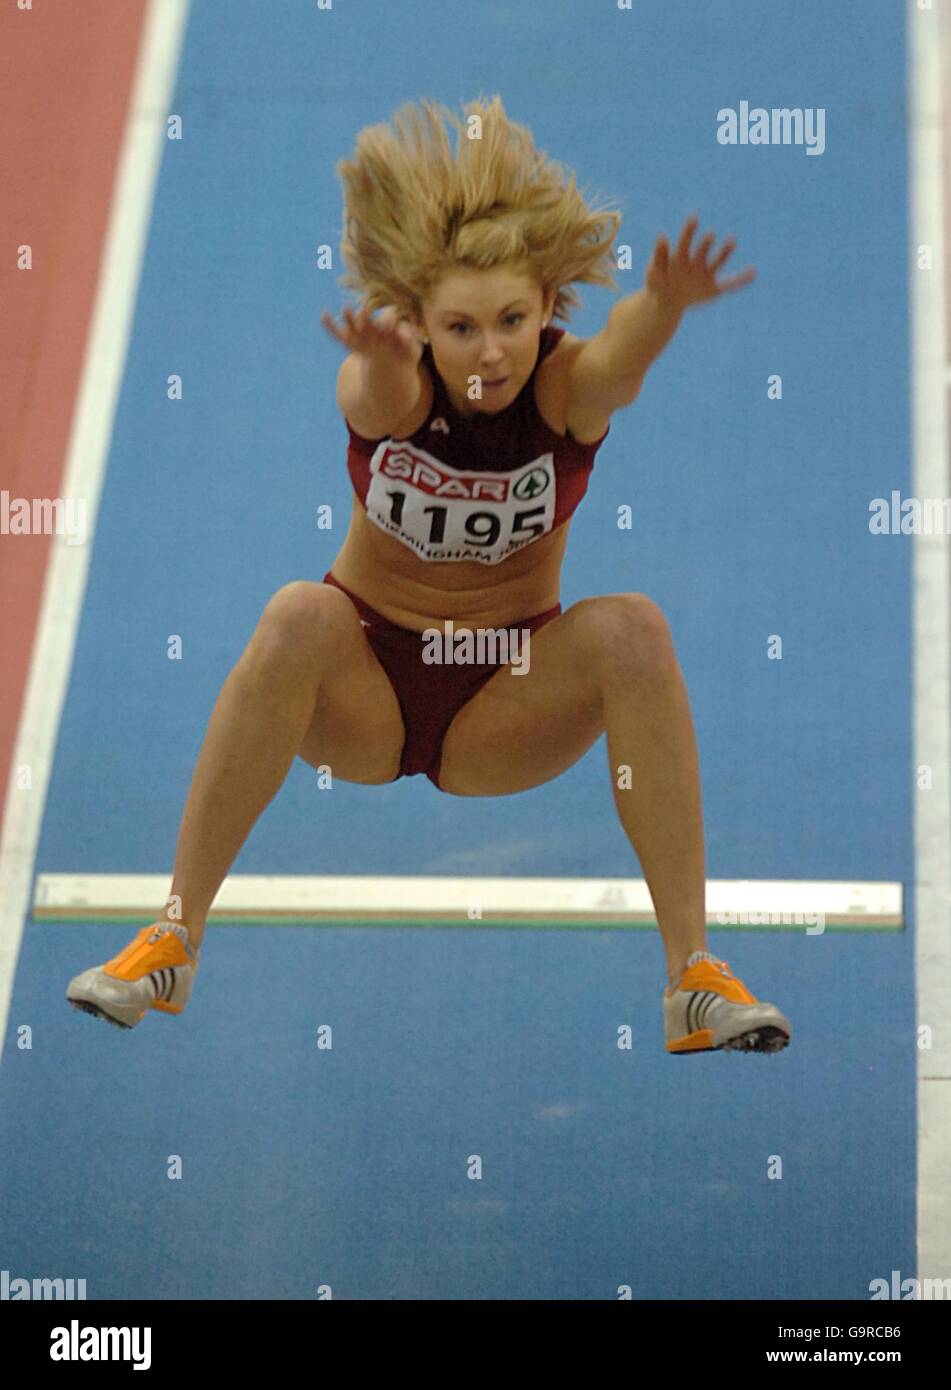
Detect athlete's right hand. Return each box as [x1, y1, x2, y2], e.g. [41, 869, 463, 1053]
[321, 304, 424, 365]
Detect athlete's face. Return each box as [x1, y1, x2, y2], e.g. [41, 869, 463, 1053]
[417, 265, 555, 416]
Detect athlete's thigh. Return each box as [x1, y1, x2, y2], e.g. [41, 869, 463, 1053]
[278, 582, 405, 785]
[437, 599, 609, 796]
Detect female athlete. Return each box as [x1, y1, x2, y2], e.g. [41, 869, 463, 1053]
[67, 95, 791, 1055]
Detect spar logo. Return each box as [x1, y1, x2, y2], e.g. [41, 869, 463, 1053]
[513, 467, 550, 501]
[374, 441, 510, 501]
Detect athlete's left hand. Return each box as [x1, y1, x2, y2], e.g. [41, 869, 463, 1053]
[645, 215, 755, 309]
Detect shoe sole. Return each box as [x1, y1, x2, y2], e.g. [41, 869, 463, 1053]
[668, 1024, 791, 1055]
[67, 997, 139, 1030]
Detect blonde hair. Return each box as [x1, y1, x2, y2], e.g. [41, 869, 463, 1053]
[335, 94, 622, 322]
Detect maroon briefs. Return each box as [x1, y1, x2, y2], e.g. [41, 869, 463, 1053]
[322, 571, 561, 791]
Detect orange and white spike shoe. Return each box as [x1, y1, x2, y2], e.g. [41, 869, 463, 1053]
[66, 922, 199, 1030]
[664, 951, 791, 1054]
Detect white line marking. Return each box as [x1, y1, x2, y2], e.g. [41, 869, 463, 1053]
[910, 0, 951, 1283]
[0, 0, 192, 1063]
[31, 873, 903, 927]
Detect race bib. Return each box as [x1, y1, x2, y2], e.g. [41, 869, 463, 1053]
[365, 439, 556, 564]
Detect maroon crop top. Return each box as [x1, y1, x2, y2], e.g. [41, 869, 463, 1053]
[344, 325, 609, 565]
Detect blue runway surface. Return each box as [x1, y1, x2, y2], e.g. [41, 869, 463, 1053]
[1, 0, 914, 1297]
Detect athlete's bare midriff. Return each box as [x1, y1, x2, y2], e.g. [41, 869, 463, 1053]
[328, 332, 596, 632]
[331, 500, 571, 631]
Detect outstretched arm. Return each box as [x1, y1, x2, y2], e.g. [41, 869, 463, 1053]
[565, 215, 756, 418]
[321, 304, 425, 439]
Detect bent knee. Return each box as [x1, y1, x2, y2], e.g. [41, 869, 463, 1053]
[572, 593, 677, 681]
[255, 580, 357, 658]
